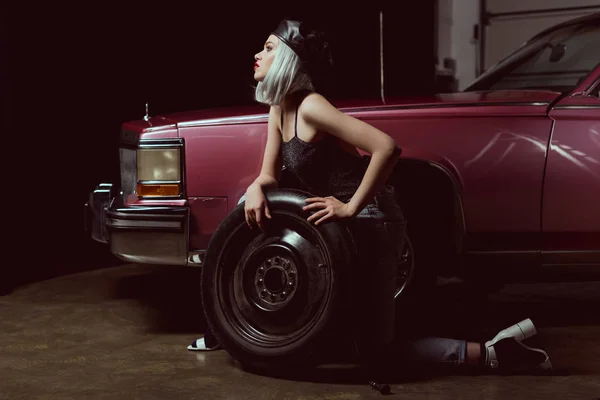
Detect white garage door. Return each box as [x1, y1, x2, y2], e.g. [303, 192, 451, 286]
[484, 0, 600, 70]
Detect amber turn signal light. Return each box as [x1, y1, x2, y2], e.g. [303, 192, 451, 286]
[137, 183, 180, 197]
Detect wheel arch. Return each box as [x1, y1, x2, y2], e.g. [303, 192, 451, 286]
[387, 153, 467, 276]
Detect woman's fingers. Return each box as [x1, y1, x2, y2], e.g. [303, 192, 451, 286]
[249, 197, 342, 228]
[307, 208, 329, 224]
[255, 209, 264, 230]
[303, 202, 327, 211]
[305, 197, 326, 204]
[305, 197, 331, 224]
[313, 211, 333, 225]
[245, 209, 255, 229]
[245, 203, 272, 231]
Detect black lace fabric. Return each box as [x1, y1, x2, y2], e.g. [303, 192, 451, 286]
[280, 135, 368, 203]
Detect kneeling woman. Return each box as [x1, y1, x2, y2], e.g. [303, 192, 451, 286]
[188, 19, 552, 373]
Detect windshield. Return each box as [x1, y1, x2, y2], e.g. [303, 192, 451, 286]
[465, 19, 600, 93]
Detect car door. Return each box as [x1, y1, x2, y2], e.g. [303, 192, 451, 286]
[542, 68, 600, 266]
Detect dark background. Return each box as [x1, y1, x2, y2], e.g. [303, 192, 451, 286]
[4, 3, 438, 291]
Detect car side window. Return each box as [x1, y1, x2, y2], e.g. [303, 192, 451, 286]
[486, 24, 600, 92]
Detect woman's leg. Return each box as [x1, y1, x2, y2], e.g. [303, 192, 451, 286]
[351, 189, 551, 373]
[350, 187, 407, 349]
[389, 318, 552, 373]
[349, 204, 403, 349]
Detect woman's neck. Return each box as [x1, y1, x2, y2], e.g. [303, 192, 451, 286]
[280, 90, 312, 112]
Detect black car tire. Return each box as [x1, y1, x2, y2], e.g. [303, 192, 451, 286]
[201, 189, 356, 369]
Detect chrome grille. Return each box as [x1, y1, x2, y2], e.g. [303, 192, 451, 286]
[119, 147, 137, 203]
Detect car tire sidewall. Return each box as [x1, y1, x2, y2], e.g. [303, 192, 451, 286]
[201, 188, 356, 369]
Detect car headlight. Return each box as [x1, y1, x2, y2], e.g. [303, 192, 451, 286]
[136, 139, 184, 198]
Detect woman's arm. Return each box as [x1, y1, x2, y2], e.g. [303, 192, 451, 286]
[300, 93, 399, 215]
[247, 106, 283, 192]
[244, 106, 283, 230]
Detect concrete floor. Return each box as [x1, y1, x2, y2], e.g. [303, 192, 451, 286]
[1, 264, 600, 400]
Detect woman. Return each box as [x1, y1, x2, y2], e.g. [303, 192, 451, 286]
[188, 19, 552, 373]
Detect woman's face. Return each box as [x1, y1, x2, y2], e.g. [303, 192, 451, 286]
[254, 35, 278, 82]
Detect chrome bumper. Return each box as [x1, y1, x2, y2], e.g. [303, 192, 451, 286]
[84, 183, 202, 266]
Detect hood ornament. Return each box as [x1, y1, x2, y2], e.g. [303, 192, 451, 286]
[143, 102, 149, 122]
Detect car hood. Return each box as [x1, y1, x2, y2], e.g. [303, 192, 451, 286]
[140, 90, 561, 130]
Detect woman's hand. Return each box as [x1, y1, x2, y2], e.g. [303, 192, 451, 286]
[244, 184, 272, 230]
[303, 196, 356, 225]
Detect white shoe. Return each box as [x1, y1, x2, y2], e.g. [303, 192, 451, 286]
[485, 318, 537, 349]
[485, 319, 552, 372]
[187, 337, 221, 352]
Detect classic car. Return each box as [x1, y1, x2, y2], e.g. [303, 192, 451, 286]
[85, 13, 599, 367]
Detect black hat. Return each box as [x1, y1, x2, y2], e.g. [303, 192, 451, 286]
[271, 19, 334, 91]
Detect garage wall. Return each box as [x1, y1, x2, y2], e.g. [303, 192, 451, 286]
[484, 0, 600, 69]
[451, 0, 480, 89]
[436, 0, 480, 91]
[437, 0, 600, 91]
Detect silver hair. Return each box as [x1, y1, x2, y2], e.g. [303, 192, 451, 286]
[254, 41, 315, 105]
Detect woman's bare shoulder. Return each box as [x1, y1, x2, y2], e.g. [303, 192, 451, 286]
[300, 92, 331, 107]
[298, 92, 337, 120]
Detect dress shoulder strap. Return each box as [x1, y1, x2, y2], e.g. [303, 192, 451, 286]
[294, 103, 299, 137]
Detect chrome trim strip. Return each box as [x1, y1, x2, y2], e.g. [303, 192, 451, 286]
[106, 212, 185, 221]
[176, 101, 551, 127]
[106, 219, 182, 229]
[138, 144, 184, 149]
[178, 114, 269, 127]
[105, 206, 187, 233]
[487, 6, 600, 20]
[553, 105, 600, 110]
[138, 180, 182, 185]
[347, 101, 550, 113]
[86, 183, 115, 244]
[95, 183, 113, 192]
[467, 250, 538, 255]
[144, 125, 177, 132]
[138, 138, 184, 148]
[107, 206, 187, 218]
[119, 147, 136, 202]
[128, 199, 187, 204]
[135, 195, 185, 200]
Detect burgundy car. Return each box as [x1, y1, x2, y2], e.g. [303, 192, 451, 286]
[85, 13, 599, 367]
